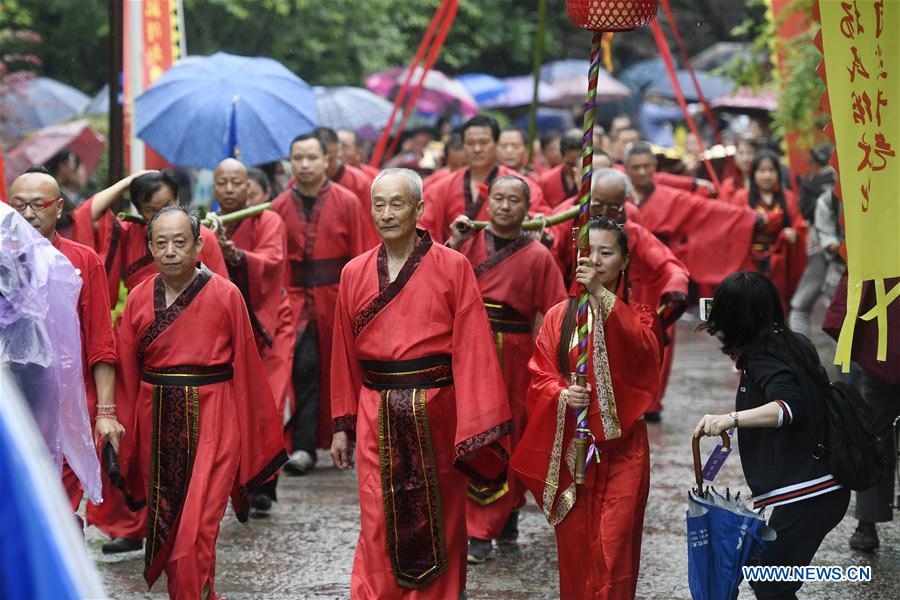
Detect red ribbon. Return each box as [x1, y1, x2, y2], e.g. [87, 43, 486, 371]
[658, 0, 736, 176]
[650, 19, 722, 189]
[369, 0, 458, 168]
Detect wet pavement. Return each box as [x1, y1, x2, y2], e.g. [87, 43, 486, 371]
[87, 317, 899, 599]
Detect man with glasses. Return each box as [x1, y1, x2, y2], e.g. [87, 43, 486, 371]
[8, 167, 122, 521]
[547, 168, 689, 421]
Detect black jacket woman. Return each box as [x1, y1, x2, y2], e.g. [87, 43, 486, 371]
[693, 271, 850, 600]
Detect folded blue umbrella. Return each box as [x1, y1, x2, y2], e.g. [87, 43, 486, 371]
[686, 435, 775, 600]
[135, 52, 317, 168]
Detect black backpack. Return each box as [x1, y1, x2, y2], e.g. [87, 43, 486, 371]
[815, 379, 888, 491]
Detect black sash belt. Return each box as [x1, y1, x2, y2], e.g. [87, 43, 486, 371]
[289, 257, 349, 288]
[141, 364, 234, 387]
[361, 354, 453, 390]
[484, 301, 531, 333]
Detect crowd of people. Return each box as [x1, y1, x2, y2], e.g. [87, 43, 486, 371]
[2, 109, 897, 600]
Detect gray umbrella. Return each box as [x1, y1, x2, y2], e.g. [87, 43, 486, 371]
[0, 77, 90, 138]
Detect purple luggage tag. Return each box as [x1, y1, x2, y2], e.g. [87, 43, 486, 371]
[701, 433, 732, 484]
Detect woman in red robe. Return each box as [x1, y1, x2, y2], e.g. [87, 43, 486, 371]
[511, 217, 662, 599]
[730, 151, 807, 310]
[718, 137, 756, 205]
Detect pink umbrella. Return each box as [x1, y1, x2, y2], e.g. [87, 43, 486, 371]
[4, 119, 105, 183]
[545, 72, 631, 105]
[366, 67, 478, 117]
[710, 87, 778, 112]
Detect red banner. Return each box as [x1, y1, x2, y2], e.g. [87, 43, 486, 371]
[123, 0, 181, 172]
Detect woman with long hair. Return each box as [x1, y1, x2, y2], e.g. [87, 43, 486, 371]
[719, 136, 756, 205]
[512, 217, 662, 599]
[731, 150, 807, 310]
[694, 271, 850, 599]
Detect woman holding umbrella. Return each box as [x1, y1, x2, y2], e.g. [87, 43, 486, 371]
[511, 217, 663, 599]
[694, 271, 850, 599]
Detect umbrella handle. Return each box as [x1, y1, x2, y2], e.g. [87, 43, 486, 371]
[692, 432, 730, 495]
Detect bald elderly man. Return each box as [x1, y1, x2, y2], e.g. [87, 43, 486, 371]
[8, 168, 122, 521]
[213, 158, 293, 513]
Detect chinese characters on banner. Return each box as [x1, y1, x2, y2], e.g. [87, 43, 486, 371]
[123, 0, 182, 171]
[819, 0, 900, 369]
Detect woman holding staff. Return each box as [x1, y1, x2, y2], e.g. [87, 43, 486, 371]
[511, 217, 662, 599]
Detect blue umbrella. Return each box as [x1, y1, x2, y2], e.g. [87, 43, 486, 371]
[455, 73, 509, 105]
[135, 52, 317, 168]
[687, 435, 774, 600]
[0, 77, 90, 138]
[314, 86, 394, 131]
[647, 70, 735, 104]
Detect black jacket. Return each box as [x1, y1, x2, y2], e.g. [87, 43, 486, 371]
[734, 342, 842, 509]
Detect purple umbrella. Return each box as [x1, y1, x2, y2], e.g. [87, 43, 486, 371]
[482, 76, 562, 108]
[366, 67, 478, 117]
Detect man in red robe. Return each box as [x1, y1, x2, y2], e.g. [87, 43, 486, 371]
[624, 142, 760, 289]
[316, 127, 379, 241]
[69, 171, 229, 307]
[419, 115, 550, 243]
[496, 128, 531, 175]
[8, 169, 121, 521]
[547, 169, 689, 420]
[511, 249, 661, 599]
[213, 158, 293, 512]
[338, 128, 381, 180]
[271, 133, 378, 475]
[447, 175, 567, 563]
[330, 168, 512, 599]
[116, 205, 286, 599]
[537, 131, 582, 209]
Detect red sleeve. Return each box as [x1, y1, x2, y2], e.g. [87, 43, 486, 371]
[536, 251, 568, 314]
[627, 223, 690, 304]
[227, 282, 287, 515]
[238, 216, 286, 306]
[69, 195, 99, 249]
[451, 258, 512, 456]
[654, 172, 697, 192]
[114, 292, 144, 502]
[199, 226, 230, 277]
[651, 187, 756, 287]
[329, 264, 365, 436]
[81, 248, 117, 368]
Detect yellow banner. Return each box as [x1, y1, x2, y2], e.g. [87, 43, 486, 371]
[819, 0, 900, 369]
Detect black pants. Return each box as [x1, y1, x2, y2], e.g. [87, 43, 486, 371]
[750, 488, 851, 599]
[289, 325, 321, 458]
[855, 371, 900, 522]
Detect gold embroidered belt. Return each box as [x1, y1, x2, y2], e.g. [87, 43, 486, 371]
[366, 354, 452, 589]
[361, 354, 453, 391]
[484, 301, 531, 333]
[141, 363, 231, 586]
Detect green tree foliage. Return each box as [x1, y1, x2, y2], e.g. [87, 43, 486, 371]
[12, 0, 752, 94]
[718, 0, 826, 150]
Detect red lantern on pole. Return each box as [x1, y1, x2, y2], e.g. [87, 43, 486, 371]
[566, 0, 658, 31]
[565, 0, 658, 485]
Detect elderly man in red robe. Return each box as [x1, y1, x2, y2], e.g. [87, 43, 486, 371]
[271, 133, 378, 475]
[8, 169, 121, 521]
[69, 170, 229, 307]
[116, 205, 286, 599]
[548, 168, 689, 421]
[419, 115, 550, 243]
[537, 131, 582, 210]
[446, 174, 567, 563]
[213, 158, 293, 512]
[331, 168, 512, 599]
